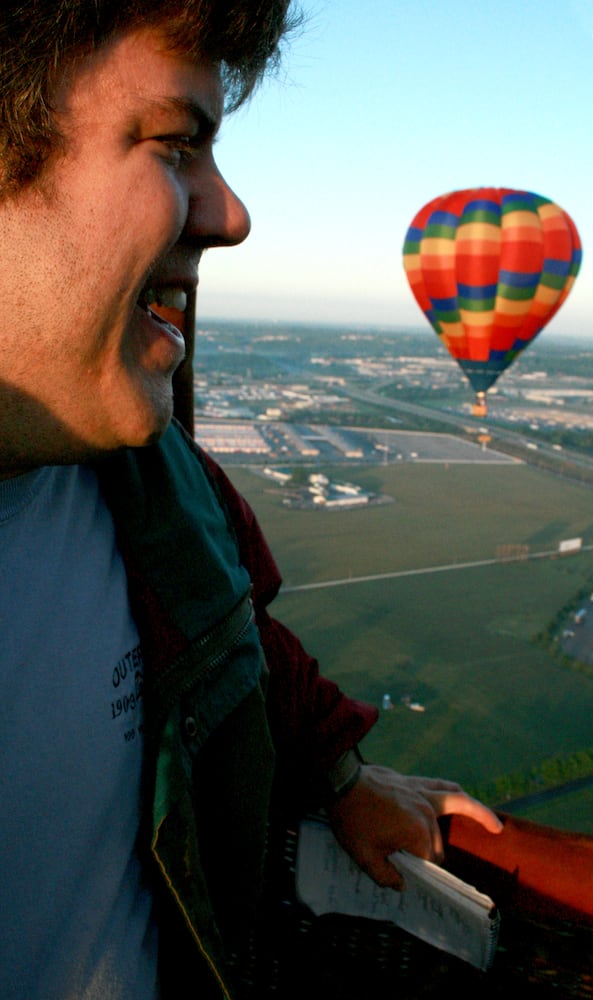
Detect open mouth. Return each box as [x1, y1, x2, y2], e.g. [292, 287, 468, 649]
[133, 283, 187, 371]
[138, 285, 188, 313]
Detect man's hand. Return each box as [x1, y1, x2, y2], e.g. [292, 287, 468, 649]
[328, 764, 503, 889]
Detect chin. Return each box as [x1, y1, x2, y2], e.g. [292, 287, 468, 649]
[142, 420, 172, 447]
[131, 408, 173, 448]
[113, 387, 175, 449]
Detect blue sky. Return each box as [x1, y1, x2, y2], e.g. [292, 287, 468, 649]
[197, 0, 593, 341]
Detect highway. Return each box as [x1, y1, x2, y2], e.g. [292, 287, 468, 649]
[254, 339, 593, 479]
[497, 774, 593, 815]
[280, 544, 593, 594]
[335, 380, 593, 480]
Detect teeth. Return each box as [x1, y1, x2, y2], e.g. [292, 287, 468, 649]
[143, 286, 187, 312]
[159, 288, 187, 311]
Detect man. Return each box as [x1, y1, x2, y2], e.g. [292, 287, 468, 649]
[0, 2, 501, 997]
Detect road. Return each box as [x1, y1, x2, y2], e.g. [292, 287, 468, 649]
[337, 381, 593, 479]
[496, 774, 593, 815]
[281, 537, 593, 820]
[280, 545, 593, 594]
[256, 341, 593, 479]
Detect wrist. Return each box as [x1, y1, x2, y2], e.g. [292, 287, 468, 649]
[326, 747, 362, 801]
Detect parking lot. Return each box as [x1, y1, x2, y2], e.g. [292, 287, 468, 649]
[560, 600, 593, 665]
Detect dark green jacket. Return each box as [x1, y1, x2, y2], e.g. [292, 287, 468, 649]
[97, 419, 377, 997]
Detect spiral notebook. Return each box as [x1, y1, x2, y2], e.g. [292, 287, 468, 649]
[295, 816, 500, 972]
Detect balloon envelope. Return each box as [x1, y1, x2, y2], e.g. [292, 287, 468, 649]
[402, 188, 582, 398]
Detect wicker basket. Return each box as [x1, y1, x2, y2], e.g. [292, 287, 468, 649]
[227, 821, 593, 1000]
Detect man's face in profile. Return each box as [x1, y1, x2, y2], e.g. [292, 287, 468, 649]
[0, 25, 250, 469]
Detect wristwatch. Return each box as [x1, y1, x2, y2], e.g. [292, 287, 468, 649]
[326, 746, 362, 800]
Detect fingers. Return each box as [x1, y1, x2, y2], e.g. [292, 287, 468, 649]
[430, 818, 445, 863]
[431, 789, 504, 833]
[329, 768, 502, 895]
[406, 777, 502, 835]
[409, 776, 463, 794]
[369, 856, 405, 890]
[409, 807, 444, 863]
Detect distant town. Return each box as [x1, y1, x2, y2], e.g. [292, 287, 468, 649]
[192, 319, 593, 488]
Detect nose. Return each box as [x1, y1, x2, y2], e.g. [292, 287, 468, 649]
[185, 157, 251, 248]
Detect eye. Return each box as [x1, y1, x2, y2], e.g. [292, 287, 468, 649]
[155, 135, 200, 169]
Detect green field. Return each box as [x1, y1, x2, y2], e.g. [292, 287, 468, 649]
[227, 460, 593, 832]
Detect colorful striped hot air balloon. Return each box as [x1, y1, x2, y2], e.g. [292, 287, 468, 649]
[402, 188, 582, 415]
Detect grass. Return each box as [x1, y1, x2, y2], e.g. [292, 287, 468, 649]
[234, 463, 593, 587]
[271, 565, 593, 784]
[226, 460, 593, 830]
[509, 786, 593, 832]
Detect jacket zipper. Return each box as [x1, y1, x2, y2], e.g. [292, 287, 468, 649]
[150, 588, 256, 734]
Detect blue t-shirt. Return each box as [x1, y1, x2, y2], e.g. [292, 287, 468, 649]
[0, 465, 159, 999]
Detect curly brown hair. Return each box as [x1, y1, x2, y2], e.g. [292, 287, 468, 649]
[0, 0, 300, 193]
